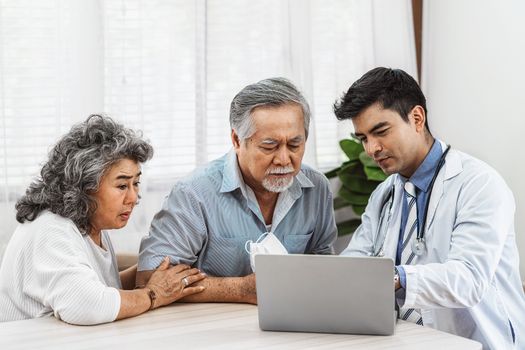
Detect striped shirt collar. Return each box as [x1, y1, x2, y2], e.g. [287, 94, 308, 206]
[399, 139, 443, 193]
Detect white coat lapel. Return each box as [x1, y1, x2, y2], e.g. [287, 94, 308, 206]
[425, 149, 463, 231]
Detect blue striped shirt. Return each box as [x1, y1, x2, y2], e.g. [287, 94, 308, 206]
[138, 150, 337, 277]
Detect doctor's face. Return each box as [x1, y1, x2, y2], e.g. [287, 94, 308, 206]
[233, 103, 306, 194]
[352, 103, 428, 178]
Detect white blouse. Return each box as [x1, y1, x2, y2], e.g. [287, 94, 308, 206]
[0, 211, 121, 325]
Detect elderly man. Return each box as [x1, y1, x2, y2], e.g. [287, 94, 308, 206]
[137, 77, 337, 304]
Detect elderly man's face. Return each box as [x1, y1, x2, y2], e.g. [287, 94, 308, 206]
[233, 103, 306, 193]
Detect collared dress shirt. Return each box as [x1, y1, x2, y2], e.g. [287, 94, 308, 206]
[138, 150, 337, 277]
[396, 140, 443, 282]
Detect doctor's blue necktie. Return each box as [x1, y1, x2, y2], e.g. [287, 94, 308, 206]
[399, 181, 423, 325]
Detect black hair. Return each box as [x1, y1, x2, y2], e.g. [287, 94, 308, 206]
[333, 67, 430, 132]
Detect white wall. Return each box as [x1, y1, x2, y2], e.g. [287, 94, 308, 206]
[422, 0, 525, 279]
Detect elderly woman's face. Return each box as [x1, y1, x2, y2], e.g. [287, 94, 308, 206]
[90, 158, 142, 234]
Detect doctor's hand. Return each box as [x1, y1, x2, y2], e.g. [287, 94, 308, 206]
[145, 257, 207, 309]
[394, 267, 403, 291]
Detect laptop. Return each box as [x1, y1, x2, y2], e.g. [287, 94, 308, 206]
[255, 254, 396, 335]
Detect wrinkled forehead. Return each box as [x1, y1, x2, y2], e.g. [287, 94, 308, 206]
[249, 104, 306, 140]
[103, 158, 142, 180]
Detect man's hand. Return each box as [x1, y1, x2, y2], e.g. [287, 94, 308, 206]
[176, 272, 257, 304]
[137, 261, 257, 304]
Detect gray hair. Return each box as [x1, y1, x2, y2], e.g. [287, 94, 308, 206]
[229, 77, 311, 140]
[15, 114, 154, 233]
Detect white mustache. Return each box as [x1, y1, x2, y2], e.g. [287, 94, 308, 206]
[266, 166, 294, 175]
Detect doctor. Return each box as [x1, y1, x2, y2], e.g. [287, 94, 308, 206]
[334, 67, 525, 349]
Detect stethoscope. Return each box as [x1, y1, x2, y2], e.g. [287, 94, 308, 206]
[372, 145, 451, 258]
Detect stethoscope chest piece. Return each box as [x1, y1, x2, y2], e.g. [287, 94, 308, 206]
[372, 143, 451, 259]
[412, 239, 427, 256]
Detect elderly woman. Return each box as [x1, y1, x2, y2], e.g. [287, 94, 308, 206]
[0, 115, 206, 325]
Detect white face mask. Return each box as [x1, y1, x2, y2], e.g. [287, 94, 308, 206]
[245, 232, 288, 272]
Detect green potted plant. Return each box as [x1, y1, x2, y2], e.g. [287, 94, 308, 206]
[325, 137, 387, 236]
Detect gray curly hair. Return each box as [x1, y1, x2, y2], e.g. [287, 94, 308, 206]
[15, 114, 154, 233]
[229, 77, 311, 140]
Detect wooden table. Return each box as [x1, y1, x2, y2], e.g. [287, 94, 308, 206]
[0, 303, 482, 349]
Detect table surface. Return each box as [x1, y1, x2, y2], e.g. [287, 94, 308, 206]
[0, 303, 482, 349]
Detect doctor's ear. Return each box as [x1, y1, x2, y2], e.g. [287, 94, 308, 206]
[409, 105, 426, 133]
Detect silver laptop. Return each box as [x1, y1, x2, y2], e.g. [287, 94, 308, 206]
[255, 254, 396, 335]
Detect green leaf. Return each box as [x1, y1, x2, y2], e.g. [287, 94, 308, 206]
[340, 139, 363, 161]
[336, 218, 361, 236]
[338, 174, 379, 194]
[333, 196, 351, 210]
[324, 166, 340, 179]
[338, 160, 366, 178]
[331, 136, 386, 232]
[364, 166, 388, 181]
[338, 187, 371, 206]
[359, 151, 379, 168]
[352, 205, 367, 216]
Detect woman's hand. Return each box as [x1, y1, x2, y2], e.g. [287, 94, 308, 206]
[145, 257, 206, 309]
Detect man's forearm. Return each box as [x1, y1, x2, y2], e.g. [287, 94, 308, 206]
[180, 275, 257, 304]
[137, 269, 256, 304]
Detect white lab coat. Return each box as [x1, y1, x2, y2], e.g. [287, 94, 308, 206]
[342, 142, 525, 350]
